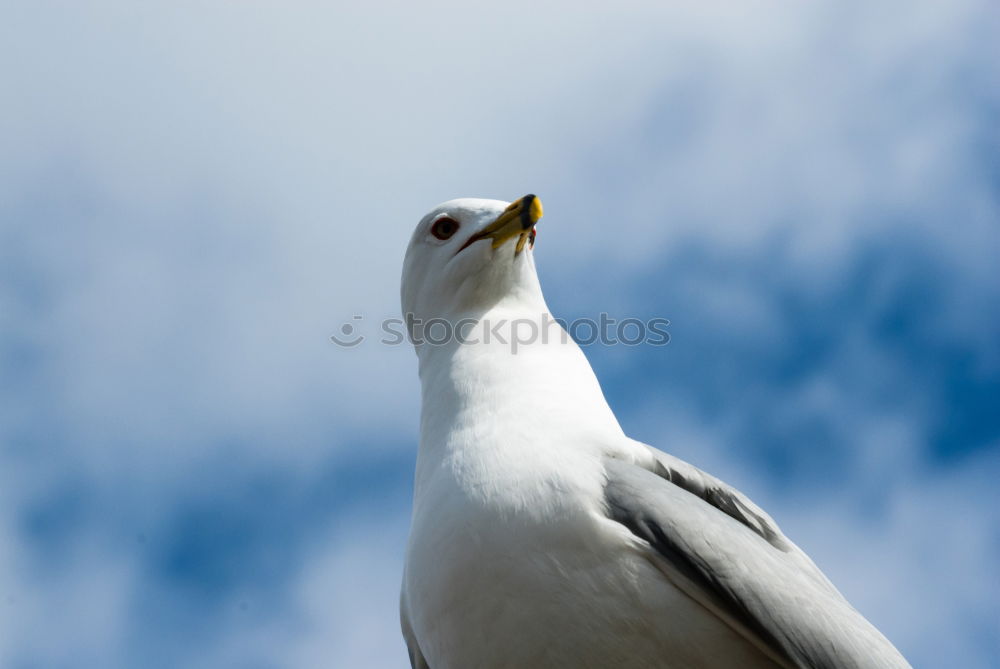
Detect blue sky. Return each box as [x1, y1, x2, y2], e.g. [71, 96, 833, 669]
[1, 1, 998, 667]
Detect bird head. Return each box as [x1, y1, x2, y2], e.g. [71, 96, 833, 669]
[400, 195, 545, 342]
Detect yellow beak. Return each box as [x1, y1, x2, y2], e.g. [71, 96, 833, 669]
[470, 194, 543, 255]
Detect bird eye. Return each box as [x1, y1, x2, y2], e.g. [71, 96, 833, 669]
[431, 217, 459, 240]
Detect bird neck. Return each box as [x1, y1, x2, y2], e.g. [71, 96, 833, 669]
[414, 302, 624, 470]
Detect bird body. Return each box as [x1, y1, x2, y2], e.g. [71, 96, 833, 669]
[403, 308, 780, 668]
[400, 197, 911, 669]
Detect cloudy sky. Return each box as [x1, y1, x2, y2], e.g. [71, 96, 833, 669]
[1, 1, 998, 667]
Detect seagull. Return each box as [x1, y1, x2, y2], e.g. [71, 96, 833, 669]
[399, 195, 911, 669]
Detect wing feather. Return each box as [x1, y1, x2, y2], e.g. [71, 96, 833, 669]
[603, 455, 911, 669]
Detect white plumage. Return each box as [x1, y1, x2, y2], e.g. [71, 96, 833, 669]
[399, 197, 911, 669]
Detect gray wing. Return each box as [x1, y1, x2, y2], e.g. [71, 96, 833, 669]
[604, 448, 911, 669]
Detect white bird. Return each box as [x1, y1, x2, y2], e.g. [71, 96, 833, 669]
[399, 195, 911, 669]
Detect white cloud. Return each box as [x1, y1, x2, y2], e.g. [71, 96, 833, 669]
[277, 511, 411, 669]
[0, 501, 136, 668]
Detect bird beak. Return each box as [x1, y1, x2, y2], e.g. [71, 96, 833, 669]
[459, 194, 543, 255]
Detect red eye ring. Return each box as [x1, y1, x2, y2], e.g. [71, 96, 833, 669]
[431, 217, 460, 240]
